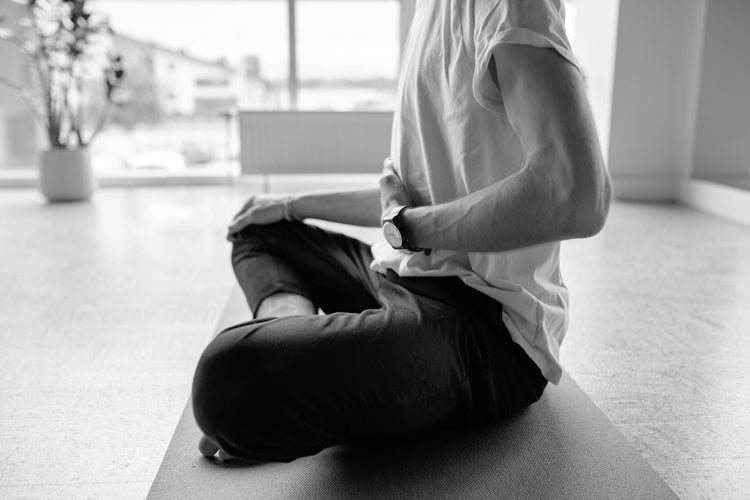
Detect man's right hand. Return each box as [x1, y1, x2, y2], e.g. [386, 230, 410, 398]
[227, 193, 294, 236]
[228, 187, 383, 231]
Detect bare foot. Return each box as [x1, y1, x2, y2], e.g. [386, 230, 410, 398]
[199, 434, 235, 461]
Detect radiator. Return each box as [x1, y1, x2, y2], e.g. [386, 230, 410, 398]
[238, 111, 393, 175]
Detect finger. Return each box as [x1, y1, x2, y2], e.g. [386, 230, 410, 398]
[233, 196, 255, 219]
[227, 211, 253, 235]
[382, 157, 395, 174]
[379, 168, 411, 208]
[199, 435, 220, 457]
[231, 202, 254, 225]
[380, 158, 402, 186]
[227, 221, 244, 237]
[228, 211, 248, 234]
[380, 185, 411, 210]
[379, 171, 403, 192]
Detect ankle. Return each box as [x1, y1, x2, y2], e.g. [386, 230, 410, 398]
[256, 292, 316, 318]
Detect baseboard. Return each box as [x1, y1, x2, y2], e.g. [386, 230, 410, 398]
[610, 175, 679, 202]
[677, 178, 750, 227]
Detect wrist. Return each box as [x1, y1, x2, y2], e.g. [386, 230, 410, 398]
[382, 205, 431, 254]
[283, 195, 299, 221]
[399, 206, 423, 248]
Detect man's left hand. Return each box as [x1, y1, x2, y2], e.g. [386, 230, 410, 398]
[379, 157, 411, 220]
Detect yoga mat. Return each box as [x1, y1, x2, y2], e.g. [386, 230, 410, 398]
[149, 287, 677, 499]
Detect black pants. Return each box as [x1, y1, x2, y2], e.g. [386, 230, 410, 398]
[192, 221, 546, 462]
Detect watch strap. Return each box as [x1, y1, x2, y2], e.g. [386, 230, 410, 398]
[391, 206, 431, 255]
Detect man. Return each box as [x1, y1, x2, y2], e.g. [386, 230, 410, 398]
[193, 0, 611, 462]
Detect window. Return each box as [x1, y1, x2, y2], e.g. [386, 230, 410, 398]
[297, 1, 400, 111]
[89, 0, 401, 175]
[0, 0, 401, 176]
[89, 0, 289, 175]
[0, 1, 577, 178]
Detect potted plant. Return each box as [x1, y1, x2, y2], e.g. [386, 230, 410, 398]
[0, 0, 124, 202]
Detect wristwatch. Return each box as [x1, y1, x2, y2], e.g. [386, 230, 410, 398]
[382, 205, 431, 255]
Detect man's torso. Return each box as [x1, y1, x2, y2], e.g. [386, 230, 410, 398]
[370, 0, 576, 383]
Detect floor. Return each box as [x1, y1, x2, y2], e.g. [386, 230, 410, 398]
[0, 183, 748, 499]
[696, 174, 750, 191]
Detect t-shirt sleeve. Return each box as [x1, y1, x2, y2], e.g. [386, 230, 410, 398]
[471, 0, 581, 112]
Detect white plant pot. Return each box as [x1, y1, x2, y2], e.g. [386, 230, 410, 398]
[38, 148, 96, 202]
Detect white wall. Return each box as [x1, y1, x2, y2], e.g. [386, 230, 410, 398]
[692, 0, 750, 179]
[572, 0, 620, 161]
[605, 0, 707, 201]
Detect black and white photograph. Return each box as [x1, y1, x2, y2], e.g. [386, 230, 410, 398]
[0, 0, 748, 498]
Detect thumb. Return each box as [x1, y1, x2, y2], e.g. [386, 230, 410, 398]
[380, 157, 411, 208]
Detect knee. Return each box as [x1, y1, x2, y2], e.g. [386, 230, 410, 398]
[229, 221, 299, 267]
[229, 220, 302, 245]
[191, 325, 267, 450]
[229, 222, 275, 261]
[191, 328, 249, 441]
[190, 322, 309, 461]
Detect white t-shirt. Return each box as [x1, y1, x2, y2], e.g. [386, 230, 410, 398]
[370, 0, 581, 384]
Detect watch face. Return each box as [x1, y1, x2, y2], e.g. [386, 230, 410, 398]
[383, 221, 403, 248]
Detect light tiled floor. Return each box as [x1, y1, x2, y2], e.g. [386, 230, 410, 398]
[697, 175, 750, 191]
[1, 183, 749, 499]
[561, 201, 750, 499]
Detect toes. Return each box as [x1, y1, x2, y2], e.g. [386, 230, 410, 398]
[199, 435, 219, 457]
[199, 435, 237, 461]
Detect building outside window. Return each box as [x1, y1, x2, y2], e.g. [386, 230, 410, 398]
[89, 0, 292, 175]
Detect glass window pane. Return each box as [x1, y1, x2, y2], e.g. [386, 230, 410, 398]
[0, 1, 39, 172]
[297, 0, 400, 111]
[89, 0, 288, 175]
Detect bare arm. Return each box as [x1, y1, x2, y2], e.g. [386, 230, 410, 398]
[400, 44, 612, 253]
[291, 187, 382, 227]
[228, 187, 382, 235]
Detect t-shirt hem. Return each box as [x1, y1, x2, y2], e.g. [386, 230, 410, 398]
[503, 311, 564, 385]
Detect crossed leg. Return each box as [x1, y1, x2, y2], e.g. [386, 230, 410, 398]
[196, 221, 384, 460]
[198, 292, 315, 460]
[192, 221, 547, 462]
